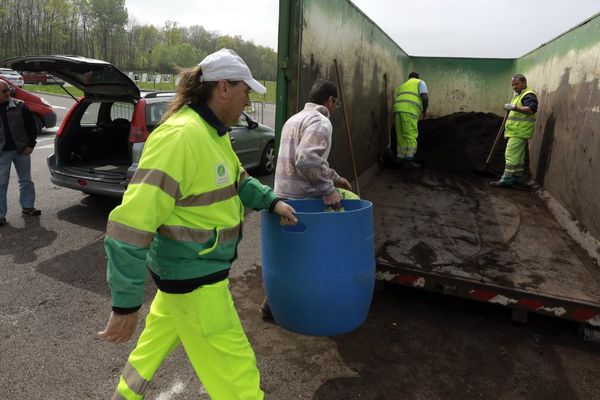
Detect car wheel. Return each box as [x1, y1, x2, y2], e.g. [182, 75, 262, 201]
[258, 141, 276, 175]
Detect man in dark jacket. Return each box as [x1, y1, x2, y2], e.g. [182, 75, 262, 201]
[0, 80, 41, 227]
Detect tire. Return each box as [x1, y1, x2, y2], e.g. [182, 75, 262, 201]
[258, 141, 276, 175]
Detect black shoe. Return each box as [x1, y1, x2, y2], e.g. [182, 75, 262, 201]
[260, 299, 273, 319]
[0, 217, 6, 227]
[402, 160, 421, 169]
[490, 180, 533, 191]
[514, 179, 538, 191]
[22, 208, 41, 216]
[489, 180, 512, 188]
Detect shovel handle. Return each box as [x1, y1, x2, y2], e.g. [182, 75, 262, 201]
[485, 110, 510, 166]
[334, 59, 361, 197]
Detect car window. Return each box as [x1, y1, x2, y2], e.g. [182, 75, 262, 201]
[80, 101, 134, 127]
[110, 102, 134, 121]
[146, 101, 168, 132]
[80, 103, 101, 126]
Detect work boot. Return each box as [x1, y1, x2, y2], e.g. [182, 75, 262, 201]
[513, 177, 538, 191]
[260, 298, 273, 319]
[513, 181, 537, 191]
[489, 180, 512, 188]
[490, 175, 514, 188]
[402, 160, 421, 169]
[22, 208, 41, 216]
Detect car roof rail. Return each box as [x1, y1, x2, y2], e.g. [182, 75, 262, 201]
[143, 91, 176, 99]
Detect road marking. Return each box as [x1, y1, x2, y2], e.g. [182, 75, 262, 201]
[40, 127, 59, 135]
[156, 380, 191, 400]
[36, 144, 54, 150]
[50, 105, 68, 110]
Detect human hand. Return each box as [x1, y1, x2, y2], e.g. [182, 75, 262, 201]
[98, 311, 138, 344]
[22, 147, 33, 156]
[323, 190, 342, 209]
[335, 176, 352, 191]
[274, 201, 297, 225]
[503, 103, 515, 111]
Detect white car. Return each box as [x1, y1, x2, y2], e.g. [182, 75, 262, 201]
[0, 68, 24, 87]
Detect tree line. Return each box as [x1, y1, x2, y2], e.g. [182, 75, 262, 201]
[0, 0, 277, 80]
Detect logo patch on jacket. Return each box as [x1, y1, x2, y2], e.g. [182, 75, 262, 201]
[215, 163, 230, 185]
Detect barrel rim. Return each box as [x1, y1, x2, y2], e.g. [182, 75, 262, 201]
[273, 198, 373, 216]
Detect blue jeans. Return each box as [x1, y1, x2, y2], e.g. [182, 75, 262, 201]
[0, 150, 36, 218]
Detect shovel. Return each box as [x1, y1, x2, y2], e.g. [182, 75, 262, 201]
[473, 110, 510, 178]
[334, 59, 361, 197]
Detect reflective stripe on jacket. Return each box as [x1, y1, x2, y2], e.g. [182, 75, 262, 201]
[394, 78, 422, 117]
[505, 87, 537, 139]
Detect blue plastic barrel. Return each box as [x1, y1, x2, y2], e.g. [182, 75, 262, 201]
[261, 199, 375, 336]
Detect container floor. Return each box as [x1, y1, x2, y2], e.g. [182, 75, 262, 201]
[366, 167, 600, 307]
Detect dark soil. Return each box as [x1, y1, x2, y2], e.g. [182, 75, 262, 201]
[416, 112, 506, 176]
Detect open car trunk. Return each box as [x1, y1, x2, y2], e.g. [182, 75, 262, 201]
[2, 55, 140, 182]
[56, 99, 133, 181]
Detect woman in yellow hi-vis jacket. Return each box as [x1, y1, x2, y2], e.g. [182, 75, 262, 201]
[97, 49, 297, 400]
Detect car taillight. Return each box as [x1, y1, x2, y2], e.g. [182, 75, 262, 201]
[129, 100, 149, 143]
[57, 99, 82, 137]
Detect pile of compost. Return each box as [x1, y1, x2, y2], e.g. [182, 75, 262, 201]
[416, 112, 506, 175]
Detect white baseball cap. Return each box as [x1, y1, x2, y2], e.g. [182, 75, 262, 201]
[198, 49, 267, 94]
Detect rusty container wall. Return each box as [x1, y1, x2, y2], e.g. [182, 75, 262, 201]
[408, 57, 514, 117]
[286, 0, 411, 180]
[515, 13, 600, 240]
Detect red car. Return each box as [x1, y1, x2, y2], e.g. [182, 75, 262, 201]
[0, 76, 57, 130]
[21, 71, 65, 86]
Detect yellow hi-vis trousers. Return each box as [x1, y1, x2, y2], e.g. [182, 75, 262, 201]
[395, 112, 419, 160]
[500, 137, 528, 184]
[112, 279, 264, 400]
[504, 137, 527, 177]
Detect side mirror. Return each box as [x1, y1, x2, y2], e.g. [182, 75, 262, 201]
[243, 113, 259, 130]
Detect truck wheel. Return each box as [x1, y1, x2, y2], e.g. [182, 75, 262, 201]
[258, 142, 276, 175]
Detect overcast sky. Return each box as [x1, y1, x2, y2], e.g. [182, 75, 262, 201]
[125, 0, 600, 58]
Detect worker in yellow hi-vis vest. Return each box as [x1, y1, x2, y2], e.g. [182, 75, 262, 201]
[394, 72, 429, 168]
[98, 49, 297, 400]
[490, 74, 538, 189]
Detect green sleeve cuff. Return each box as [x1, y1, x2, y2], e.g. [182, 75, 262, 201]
[112, 305, 142, 315]
[238, 177, 278, 210]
